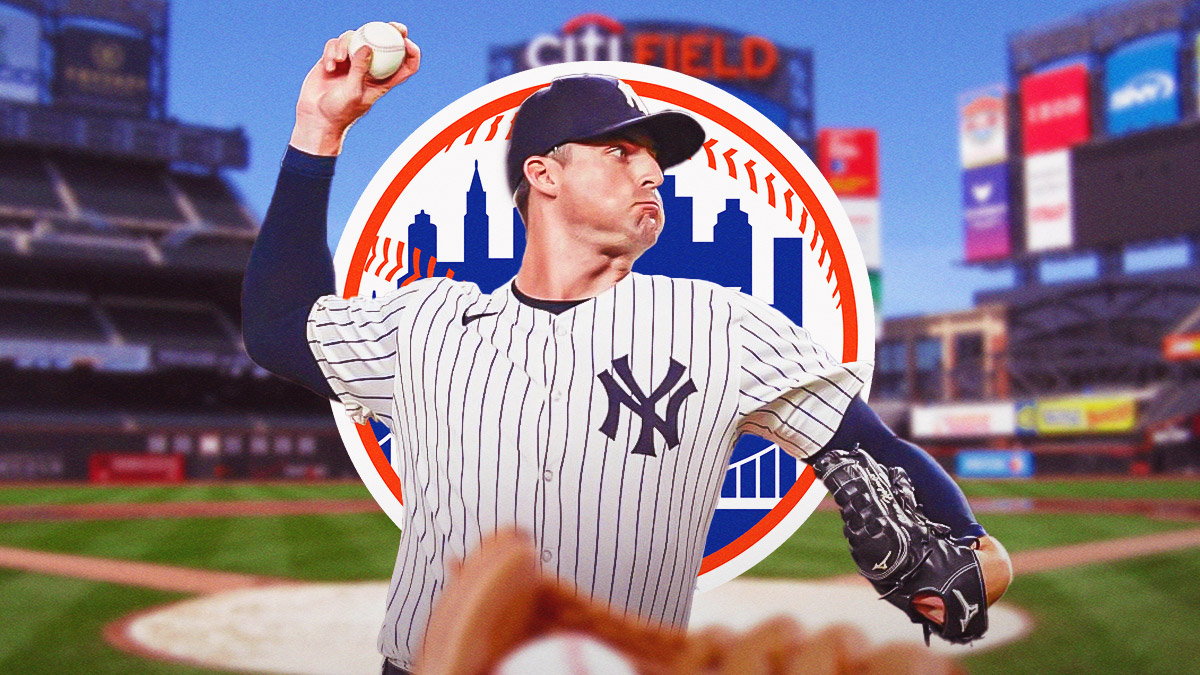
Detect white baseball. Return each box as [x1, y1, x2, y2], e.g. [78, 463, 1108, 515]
[348, 21, 407, 80]
[491, 632, 637, 675]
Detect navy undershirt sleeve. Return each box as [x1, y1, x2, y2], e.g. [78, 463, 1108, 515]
[241, 146, 338, 399]
[819, 396, 987, 540]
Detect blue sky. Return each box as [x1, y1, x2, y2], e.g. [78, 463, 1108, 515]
[166, 0, 1113, 318]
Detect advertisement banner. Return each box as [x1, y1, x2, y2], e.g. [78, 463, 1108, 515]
[959, 85, 1007, 168]
[88, 453, 185, 483]
[963, 163, 1011, 261]
[955, 450, 1034, 479]
[1164, 333, 1200, 361]
[817, 128, 879, 197]
[839, 197, 881, 269]
[1024, 150, 1073, 253]
[0, 453, 65, 480]
[1015, 399, 1038, 436]
[1105, 35, 1179, 136]
[1150, 423, 1191, 447]
[1034, 396, 1137, 434]
[0, 7, 40, 103]
[54, 27, 151, 115]
[911, 401, 1016, 438]
[1021, 64, 1090, 154]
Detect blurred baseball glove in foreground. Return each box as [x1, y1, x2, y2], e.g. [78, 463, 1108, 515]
[416, 530, 965, 675]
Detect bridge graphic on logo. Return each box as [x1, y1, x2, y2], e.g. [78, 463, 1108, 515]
[369, 419, 394, 460]
[717, 442, 801, 510]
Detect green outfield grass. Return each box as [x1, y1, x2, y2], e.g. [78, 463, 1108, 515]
[2, 500, 1191, 583]
[2, 476, 1197, 507]
[960, 549, 1200, 675]
[1, 479, 1199, 674]
[0, 512, 400, 581]
[6, 540, 1195, 675]
[0, 481, 373, 506]
[747, 509, 1198, 579]
[0, 570, 226, 675]
[957, 477, 1200, 501]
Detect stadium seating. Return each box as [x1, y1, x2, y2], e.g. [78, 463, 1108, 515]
[0, 292, 108, 342]
[160, 232, 254, 273]
[170, 172, 256, 229]
[0, 6, 344, 482]
[28, 224, 155, 266]
[0, 149, 63, 212]
[53, 154, 184, 222]
[1143, 380, 1200, 428]
[0, 214, 36, 256]
[100, 299, 234, 351]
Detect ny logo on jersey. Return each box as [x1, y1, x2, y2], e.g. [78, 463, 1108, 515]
[597, 355, 697, 457]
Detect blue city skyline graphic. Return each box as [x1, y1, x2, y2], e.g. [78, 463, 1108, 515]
[369, 163, 810, 557]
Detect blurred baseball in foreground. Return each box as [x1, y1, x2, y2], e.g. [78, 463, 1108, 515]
[348, 22, 406, 80]
[490, 632, 637, 675]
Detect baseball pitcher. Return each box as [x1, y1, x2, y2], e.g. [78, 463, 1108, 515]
[242, 25, 1013, 675]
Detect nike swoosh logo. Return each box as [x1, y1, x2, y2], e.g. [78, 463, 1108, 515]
[461, 311, 499, 326]
[953, 588, 979, 631]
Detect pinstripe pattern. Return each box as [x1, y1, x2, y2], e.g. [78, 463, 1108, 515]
[306, 272, 871, 669]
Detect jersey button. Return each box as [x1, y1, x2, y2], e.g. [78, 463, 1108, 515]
[541, 549, 553, 562]
[555, 324, 569, 336]
[543, 469, 554, 482]
[550, 389, 563, 401]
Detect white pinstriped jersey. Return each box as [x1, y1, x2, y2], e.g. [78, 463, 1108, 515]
[307, 271, 871, 669]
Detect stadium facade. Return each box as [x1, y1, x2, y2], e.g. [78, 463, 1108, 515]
[878, 0, 1200, 476]
[0, 0, 345, 481]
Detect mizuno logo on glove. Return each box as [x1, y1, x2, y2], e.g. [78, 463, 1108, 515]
[954, 588, 979, 631]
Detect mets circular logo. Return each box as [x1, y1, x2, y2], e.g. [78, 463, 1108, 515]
[330, 61, 874, 592]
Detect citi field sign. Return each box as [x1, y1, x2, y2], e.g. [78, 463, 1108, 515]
[488, 15, 816, 156]
[518, 14, 777, 80]
[331, 63, 873, 592]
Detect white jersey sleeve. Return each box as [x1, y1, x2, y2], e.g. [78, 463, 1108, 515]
[306, 277, 451, 426]
[730, 290, 873, 458]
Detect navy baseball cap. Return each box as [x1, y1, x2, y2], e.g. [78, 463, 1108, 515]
[506, 74, 707, 194]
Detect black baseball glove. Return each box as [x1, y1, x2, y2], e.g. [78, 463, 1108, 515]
[805, 445, 987, 645]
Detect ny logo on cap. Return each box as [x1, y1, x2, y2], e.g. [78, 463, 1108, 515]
[597, 355, 696, 457]
[615, 79, 649, 114]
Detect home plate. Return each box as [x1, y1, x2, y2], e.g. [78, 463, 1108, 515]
[123, 578, 1029, 674]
